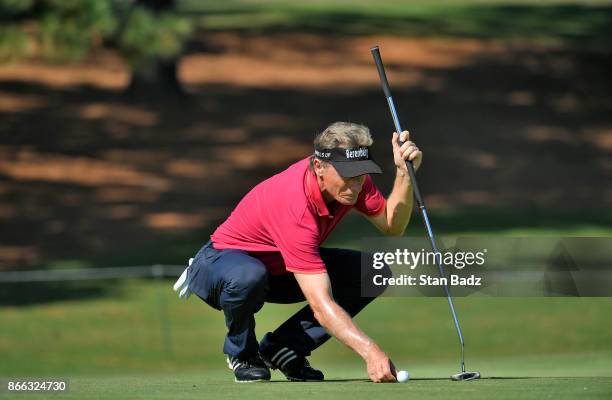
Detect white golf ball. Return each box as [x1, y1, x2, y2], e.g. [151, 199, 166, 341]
[397, 370, 410, 383]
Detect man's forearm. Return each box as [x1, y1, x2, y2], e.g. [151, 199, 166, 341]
[313, 299, 381, 360]
[385, 168, 414, 236]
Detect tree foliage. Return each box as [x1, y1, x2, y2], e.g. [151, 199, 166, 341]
[0, 0, 193, 68]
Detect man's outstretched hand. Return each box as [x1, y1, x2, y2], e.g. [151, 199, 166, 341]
[366, 345, 397, 383]
[293, 272, 398, 383]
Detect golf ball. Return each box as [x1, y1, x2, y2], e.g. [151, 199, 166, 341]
[397, 370, 410, 383]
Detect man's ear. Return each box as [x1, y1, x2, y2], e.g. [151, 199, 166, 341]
[313, 158, 325, 177]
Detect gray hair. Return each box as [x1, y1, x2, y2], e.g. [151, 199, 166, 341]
[314, 121, 373, 149]
[310, 122, 373, 170]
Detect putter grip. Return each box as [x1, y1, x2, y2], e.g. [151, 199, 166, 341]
[371, 45, 425, 208]
[370, 46, 392, 98]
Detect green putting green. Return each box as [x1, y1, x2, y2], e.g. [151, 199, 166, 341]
[1, 280, 611, 399]
[15, 374, 612, 400]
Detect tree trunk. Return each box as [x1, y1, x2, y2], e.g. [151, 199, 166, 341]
[126, 0, 184, 98]
[127, 57, 185, 98]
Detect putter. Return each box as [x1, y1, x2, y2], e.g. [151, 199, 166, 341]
[370, 45, 480, 382]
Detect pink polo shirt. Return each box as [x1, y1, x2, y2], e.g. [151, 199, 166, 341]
[210, 156, 386, 275]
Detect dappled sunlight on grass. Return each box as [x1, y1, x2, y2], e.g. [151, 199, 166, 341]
[0, 149, 170, 189]
[0, 23, 610, 270]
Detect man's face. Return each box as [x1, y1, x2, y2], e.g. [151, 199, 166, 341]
[314, 159, 366, 205]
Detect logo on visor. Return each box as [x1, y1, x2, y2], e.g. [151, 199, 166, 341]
[345, 148, 368, 159]
[314, 149, 331, 158]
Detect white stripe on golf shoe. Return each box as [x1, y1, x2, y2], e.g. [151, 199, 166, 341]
[279, 354, 297, 369]
[270, 347, 289, 364]
[275, 351, 295, 367]
[227, 357, 240, 371]
[269, 347, 302, 369]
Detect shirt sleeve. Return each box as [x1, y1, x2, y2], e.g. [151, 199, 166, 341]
[269, 210, 327, 274]
[355, 174, 386, 216]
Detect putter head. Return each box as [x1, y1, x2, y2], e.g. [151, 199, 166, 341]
[451, 371, 481, 381]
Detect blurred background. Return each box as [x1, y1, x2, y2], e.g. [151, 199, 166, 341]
[0, 0, 611, 382]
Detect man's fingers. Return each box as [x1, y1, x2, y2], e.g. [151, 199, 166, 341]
[377, 363, 386, 381]
[400, 142, 420, 161]
[408, 150, 421, 161]
[382, 371, 396, 382]
[383, 362, 397, 382]
[399, 141, 417, 154]
[392, 131, 410, 146]
[372, 360, 397, 383]
[385, 374, 397, 382]
[391, 132, 400, 149]
[367, 351, 397, 383]
[369, 360, 387, 383]
[399, 140, 415, 149]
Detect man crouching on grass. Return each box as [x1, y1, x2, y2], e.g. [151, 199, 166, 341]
[174, 122, 422, 383]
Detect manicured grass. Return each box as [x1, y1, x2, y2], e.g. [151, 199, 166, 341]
[2, 280, 611, 375]
[1, 276, 611, 398]
[24, 375, 612, 400]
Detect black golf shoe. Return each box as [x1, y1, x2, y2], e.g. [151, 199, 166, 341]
[226, 355, 271, 383]
[260, 343, 324, 382]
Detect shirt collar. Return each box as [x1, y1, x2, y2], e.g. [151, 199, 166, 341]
[305, 167, 332, 218]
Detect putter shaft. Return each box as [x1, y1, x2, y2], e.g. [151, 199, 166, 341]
[371, 45, 467, 374]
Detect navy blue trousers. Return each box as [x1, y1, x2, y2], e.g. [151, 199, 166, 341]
[187, 240, 387, 358]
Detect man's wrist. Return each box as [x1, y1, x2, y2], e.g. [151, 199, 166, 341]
[396, 166, 410, 180]
[361, 340, 382, 361]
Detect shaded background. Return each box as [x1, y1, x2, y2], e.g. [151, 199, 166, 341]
[0, 0, 611, 392]
[1, 0, 611, 271]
